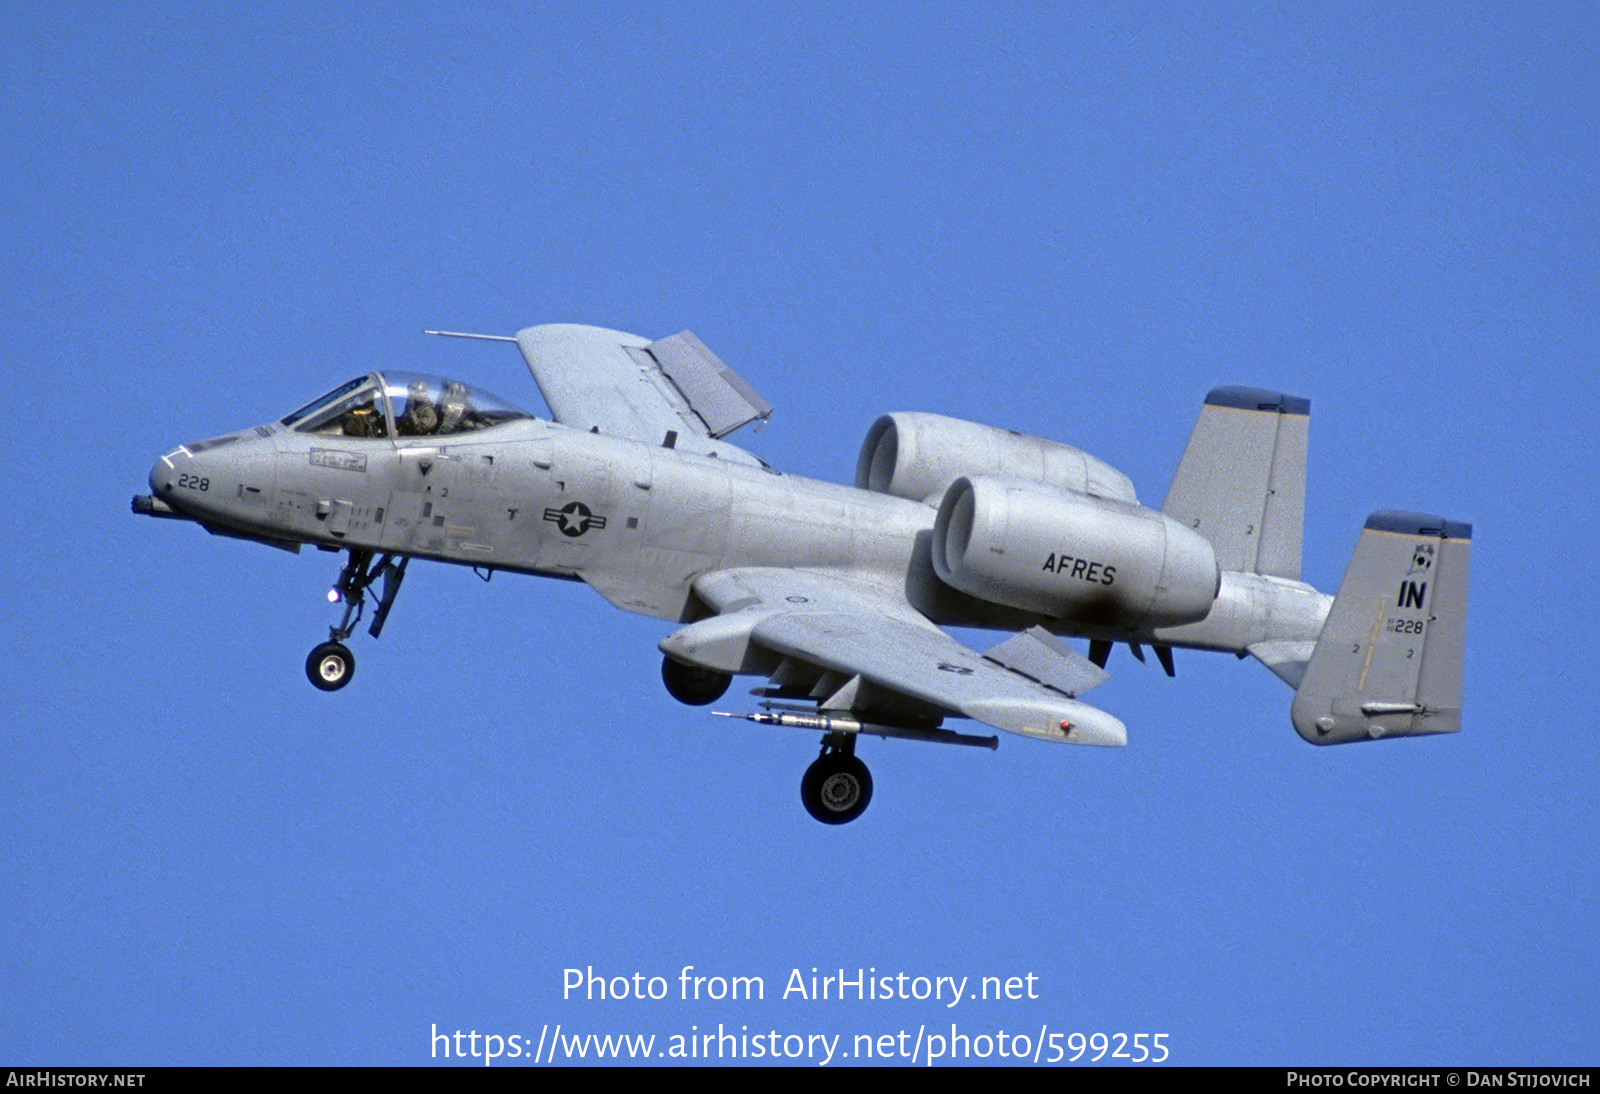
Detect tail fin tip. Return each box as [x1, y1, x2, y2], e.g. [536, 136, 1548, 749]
[1163, 385, 1309, 581]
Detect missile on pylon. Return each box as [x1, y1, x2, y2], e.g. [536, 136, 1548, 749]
[712, 709, 999, 750]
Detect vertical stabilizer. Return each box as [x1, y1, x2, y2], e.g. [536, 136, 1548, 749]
[1291, 512, 1471, 744]
[1162, 387, 1308, 580]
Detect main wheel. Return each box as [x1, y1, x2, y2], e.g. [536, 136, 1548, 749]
[660, 656, 731, 706]
[800, 753, 873, 825]
[306, 641, 355, 691]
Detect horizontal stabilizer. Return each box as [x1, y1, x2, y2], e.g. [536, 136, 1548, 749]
[1291, 512, 1471, 744]
[1248, 639, 1317, 689]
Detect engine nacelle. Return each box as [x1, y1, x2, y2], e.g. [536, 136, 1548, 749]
[932, 476, 1220, 629]
[857, 412, 1137, 505]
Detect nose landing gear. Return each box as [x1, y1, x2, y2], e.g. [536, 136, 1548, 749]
[304, 549, 408, 691]
[306, 641, 355, 691]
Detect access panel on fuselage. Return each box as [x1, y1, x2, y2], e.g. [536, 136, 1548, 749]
[382, 443, 506, 561]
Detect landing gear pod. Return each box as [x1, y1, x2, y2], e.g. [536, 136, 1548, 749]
[661, 655, 732, 706]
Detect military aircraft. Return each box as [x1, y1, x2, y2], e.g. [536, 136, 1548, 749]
[134, 324, 1470, 824]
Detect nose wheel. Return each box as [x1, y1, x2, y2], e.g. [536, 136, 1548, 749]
[306, 641, 355, 691]
[304, 549, 407, 692]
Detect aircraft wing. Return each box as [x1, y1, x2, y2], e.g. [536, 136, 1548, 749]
[662, 568, 1127, 746]
[515, 324, 771, 465]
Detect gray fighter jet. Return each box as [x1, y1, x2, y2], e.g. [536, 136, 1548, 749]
[134, 324, 1470, 824]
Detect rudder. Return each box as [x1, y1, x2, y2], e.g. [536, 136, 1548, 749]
[1291, 512, 1471, 744]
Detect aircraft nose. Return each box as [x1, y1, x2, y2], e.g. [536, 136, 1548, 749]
[143, 431, 280, 528]
[148, 453, 178, 497]
[147, 443, 221, 516]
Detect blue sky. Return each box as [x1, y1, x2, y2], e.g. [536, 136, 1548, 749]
[4, 1, 1595, 1066]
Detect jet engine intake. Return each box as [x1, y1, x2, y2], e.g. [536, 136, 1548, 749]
[856, 413, 1137, 505]
[932, 476, 1220, 629]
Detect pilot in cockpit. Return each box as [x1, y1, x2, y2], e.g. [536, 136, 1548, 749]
[438, 380, 470, 434]
[396, 378, 441, 436]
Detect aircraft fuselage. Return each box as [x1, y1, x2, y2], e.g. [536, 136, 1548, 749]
[149, 413, 1329, 654]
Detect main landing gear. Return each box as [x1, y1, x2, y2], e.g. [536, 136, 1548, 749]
[669, 657, 992, 825]
[304, 548, 408, 691]
[801, 734, 873, 825]
[704, 700, 1000, 825]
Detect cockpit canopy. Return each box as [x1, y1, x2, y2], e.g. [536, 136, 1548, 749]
[280, 372, 533, 439]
